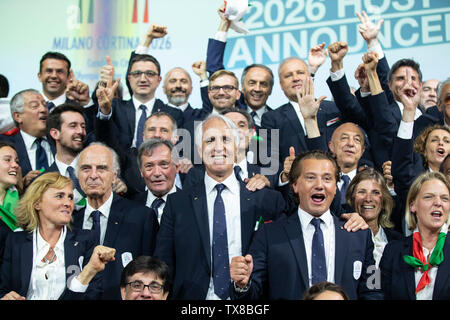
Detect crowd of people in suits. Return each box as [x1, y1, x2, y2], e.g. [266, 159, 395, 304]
[0, 6, 449, 301]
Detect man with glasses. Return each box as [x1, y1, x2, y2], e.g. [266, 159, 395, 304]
[96, 54, 183, 152]
[207, 70, 241, 113]
[120, 256, 170, 300]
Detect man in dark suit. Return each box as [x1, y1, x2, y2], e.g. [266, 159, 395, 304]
[72, 143, 158, 300]
[4, 89, 55, 186]
[154, 114, 286, 300]
[132, 138, 179, 224]
[230, 150, 382, 300]
[96, 53, 183, 152]
[261, 57, 341, 173]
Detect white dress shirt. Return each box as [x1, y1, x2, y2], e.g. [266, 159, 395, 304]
[204, 172, 242, 300]
[290, 101, 306, 135]
[145, 184, 177, 223]
[337, 169, 357, 191]
[131, 96, 155, 148]
[20, 130, 54, 170]
[372, 227, 388, 268]
[82, 192, 114, 245]
[235, 159, 249, 180]
[298, 208, 336, 287]
[247, 106, 267, 128]
[54, 155, 83, 204]
[27, 227, 67, 300]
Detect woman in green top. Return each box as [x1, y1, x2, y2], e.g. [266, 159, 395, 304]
[0, 141, 20, 267]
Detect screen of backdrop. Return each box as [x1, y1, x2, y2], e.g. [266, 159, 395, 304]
[1, 0, 449, 109]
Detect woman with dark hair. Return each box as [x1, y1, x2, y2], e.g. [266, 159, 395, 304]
[380, 171, 450, 299]
[345, 168, 402, 267]
[0, 172, 115, 300]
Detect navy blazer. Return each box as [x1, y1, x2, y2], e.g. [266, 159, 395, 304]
[95, 98, 183, 151]
[1, 132, 56, 177]
[0, 228, 100, 300]
[261, 101, 341, 171]
[380, 235, 450, 299]
[154, 180, 286, 300]
[71, 193, 158, 299]
[231, 212, 383, 300]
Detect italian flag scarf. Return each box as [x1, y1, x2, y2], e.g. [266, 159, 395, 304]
[403, 231, 446, 293]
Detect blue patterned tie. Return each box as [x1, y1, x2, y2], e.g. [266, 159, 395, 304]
[212, 183, 230, 300]
[151, 198, 165, 221]
[136, 105, 147, 148]
[340, 174, 350, 205]
[311, 218, 327, 284]
[35, 138, 49, 171]
[90, 210, 101, 244]
[67, 166, 85, 197]
[233, 165, 243, 182]
[46, 101, 55, 112]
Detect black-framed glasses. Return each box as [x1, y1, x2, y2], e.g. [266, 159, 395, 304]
[129, 70, 159, 78]
[126, 280, 164, 294]
[209, 85, 237, 93]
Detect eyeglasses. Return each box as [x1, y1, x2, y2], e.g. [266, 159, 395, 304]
[209, 85, 237, 93]
[126, 280, 164, 294]
[129, 70, 159, 78]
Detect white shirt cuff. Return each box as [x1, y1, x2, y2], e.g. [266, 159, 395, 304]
[397, 120, 414, 139]
[278, 173, 289, 187]
[214, 31, 228, 42]
[67, 276, 89, 293]
[97, 109, 112, 120]
[330, 69, 345, 82]
[200, 79, 209, 87]
[367, 41, 384, 59]
[135, 45, 150, 55]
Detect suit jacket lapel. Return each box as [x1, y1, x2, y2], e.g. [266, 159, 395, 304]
[333, 217, 349, 284]
[125, 100, 136, 139]
[64, 231, 82, 279]
[283, 213, 309, 289]
[247, 163, 260, 178]
[16, 134, 33, 174]
[284, 104, 307, 151]
[20, 233, 33, 293]
[401, 237, 417, 300]
[239, 185, 256, 254]
[191, 184, 212, 271]
[433, 236, 450, 299]
[103, 194, 125, 247]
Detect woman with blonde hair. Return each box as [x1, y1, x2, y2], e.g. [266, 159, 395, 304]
[0, 172, 115, 300]
[380, 171, 450, 299]
[345, 168, 402, 267]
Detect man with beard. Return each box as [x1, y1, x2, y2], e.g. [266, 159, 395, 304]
[45, 104, 88, 203]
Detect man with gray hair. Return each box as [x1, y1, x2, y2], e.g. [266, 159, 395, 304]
[2, 89, 55, 186]
[72, 142, 158, 300]
[154, 114, 286, 300]
[132, 138, 179, 224]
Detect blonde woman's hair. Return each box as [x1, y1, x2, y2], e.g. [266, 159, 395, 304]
[15, 172, 73, 232]
[405, 171, 450, 231]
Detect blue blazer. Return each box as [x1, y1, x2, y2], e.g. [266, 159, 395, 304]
[71, 193, 158, 299]
[153, 180, 286, 300]
[380, 235, 450, 299]
[0, 228, 100, 300]
[231, 211, 383, 300]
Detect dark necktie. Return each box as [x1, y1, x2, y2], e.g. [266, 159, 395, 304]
[212, 183, 230, 300]
[311, 218, 327, 284]
[340, 174, 350, 205]
[67, 166, 85, 197]
[136, 105, 147, 148]
[90, 210, 101, 244]
[35, 138, 49, 171]
[46, 101, 55, 112]
[250, 111, 257, 122]
[233, 165, 243, 182]
[151, 197, 165, 221]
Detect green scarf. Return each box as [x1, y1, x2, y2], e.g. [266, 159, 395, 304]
[0, 189, 19, 231]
